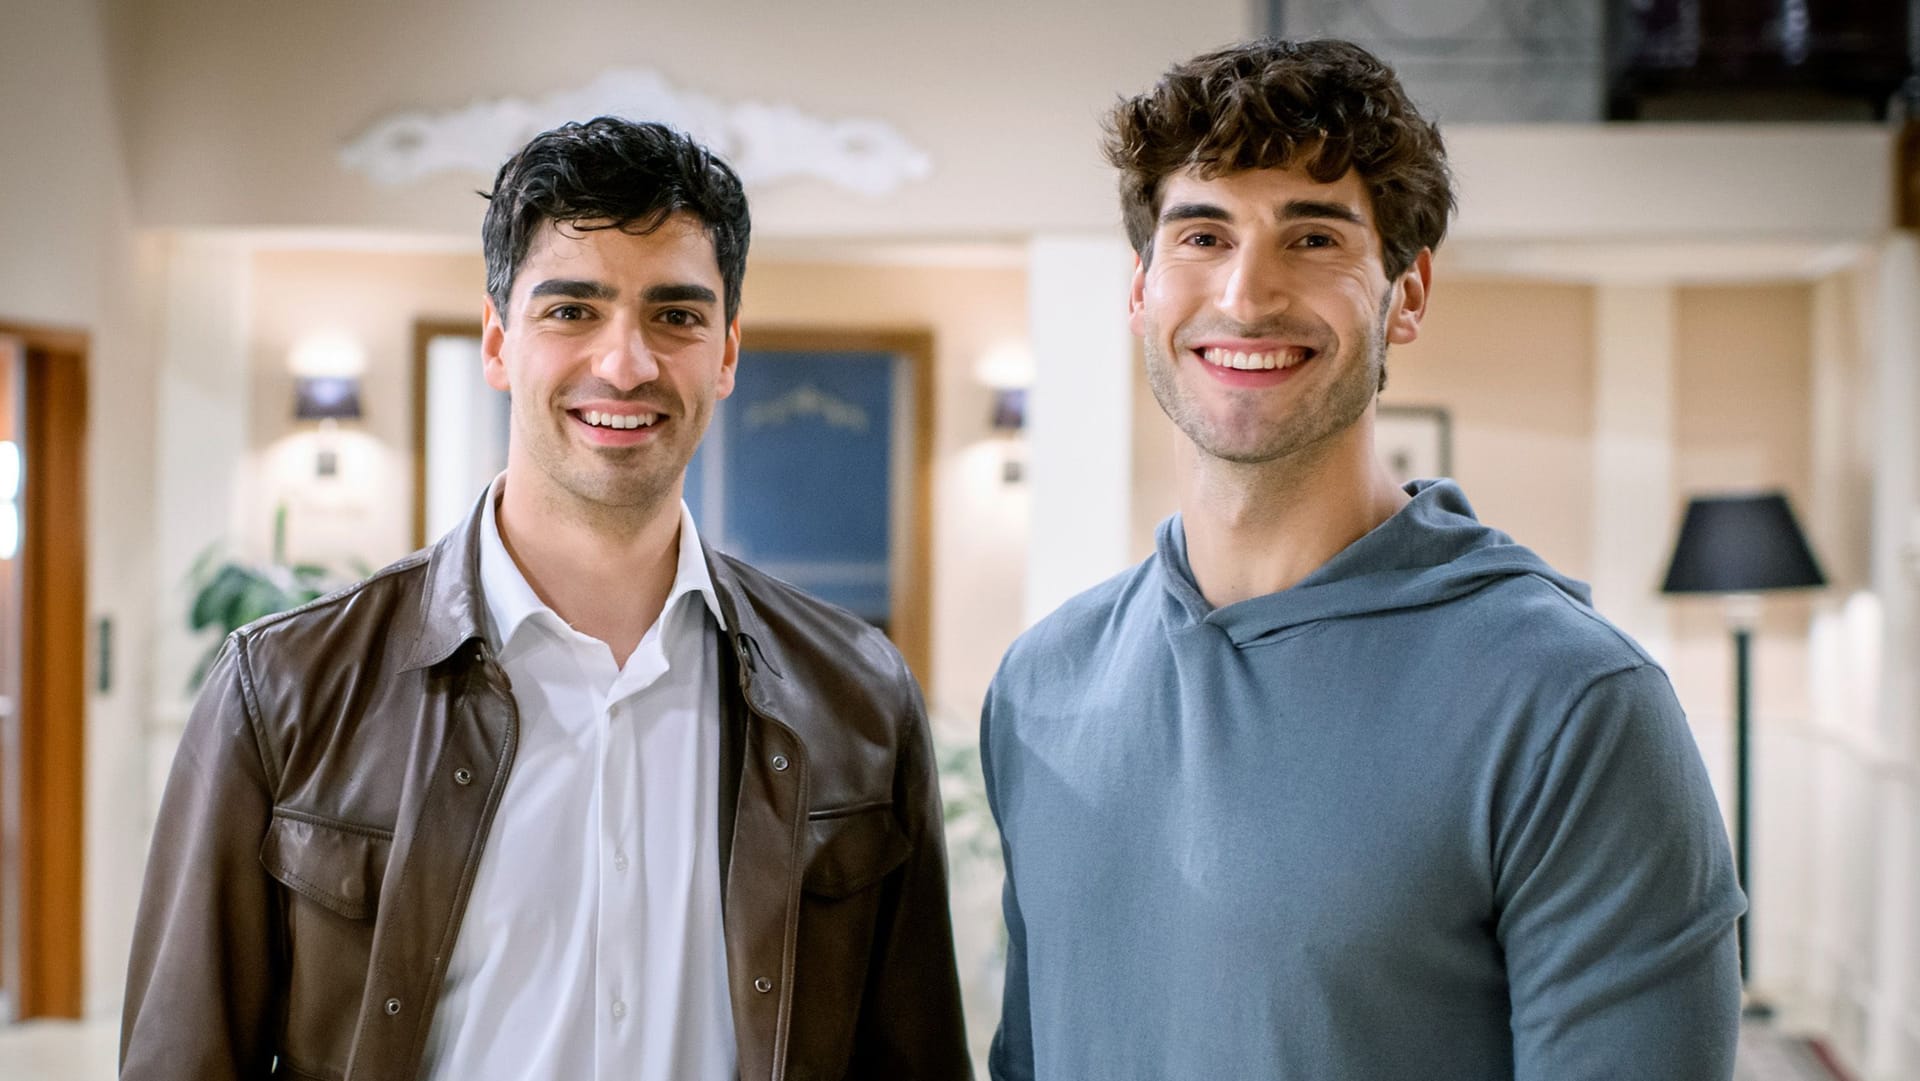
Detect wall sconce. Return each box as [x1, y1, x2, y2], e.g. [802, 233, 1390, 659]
[990, 387, 1027, 484]
[991, 387, 1026, 433]
[0, 440, 19, 560]
[294, 376, 363, 477]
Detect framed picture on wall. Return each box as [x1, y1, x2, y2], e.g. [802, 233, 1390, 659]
[1376, 405, 1451, 485]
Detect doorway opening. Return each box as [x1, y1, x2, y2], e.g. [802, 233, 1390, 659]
[0, 321, 89, 1021]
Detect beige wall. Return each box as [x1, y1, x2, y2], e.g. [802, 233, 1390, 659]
[1668, 284, 1817, 732]
[1386, 274, 1597, 580]
[246, 247, 484, 567]
[0, 0, 157, 1016]
[107, 0, 1250, 238]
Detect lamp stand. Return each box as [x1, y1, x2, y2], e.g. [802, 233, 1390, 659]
[1728, 601, 1773, 1021]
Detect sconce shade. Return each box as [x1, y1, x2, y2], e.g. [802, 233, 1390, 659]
[1660, 492, 1826, 594]
[294, 376, 363, 421]
[991, 387, 1027, 431]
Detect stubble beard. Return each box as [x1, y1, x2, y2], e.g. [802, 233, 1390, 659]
[512, 390, 703, 529]
[1144, 296, 1391, 468]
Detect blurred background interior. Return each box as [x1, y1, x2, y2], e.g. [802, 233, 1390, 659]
[2, 0, 1918, 1078]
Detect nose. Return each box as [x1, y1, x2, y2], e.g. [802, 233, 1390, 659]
[1217, 243, 1290, 324]
[590, 321, 661, 391]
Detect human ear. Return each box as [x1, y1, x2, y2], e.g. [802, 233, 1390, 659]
[715, 319, 740, 400]
[1385, 249, 1433, 346]
[481, 297, 511, 392]
[1127, 255, 1148, 337]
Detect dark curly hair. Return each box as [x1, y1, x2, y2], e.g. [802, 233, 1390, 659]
[1105, 39, 1453, 280]
[482, 117, 750, 324]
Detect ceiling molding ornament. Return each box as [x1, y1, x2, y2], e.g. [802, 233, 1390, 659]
[339, 67, 933, 196]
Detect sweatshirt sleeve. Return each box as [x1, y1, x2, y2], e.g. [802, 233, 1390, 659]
[1495, 662, 1745, 1081]
[979, 682, 1035, 1081]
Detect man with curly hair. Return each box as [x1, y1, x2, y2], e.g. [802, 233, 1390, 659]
[122, 117, 971, 1081]
[981, 39, 1743, 1080]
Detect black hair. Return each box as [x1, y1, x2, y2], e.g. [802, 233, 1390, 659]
[482, 117, 751, 323]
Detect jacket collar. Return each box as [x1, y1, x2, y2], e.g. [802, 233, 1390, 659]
[397, 489, 491, 672]
[703, 548, 788, 704]
[398, 486, 786, 697]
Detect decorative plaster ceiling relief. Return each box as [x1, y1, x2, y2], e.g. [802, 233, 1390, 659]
[339, 68, 933, 196]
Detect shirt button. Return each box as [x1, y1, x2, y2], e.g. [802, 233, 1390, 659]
[770, 754, 790, 772]
[384, 997, 402, 1016]
[453, 767, 473, 786]
[753, 976, 773, 994]
[614, 852, 629, 872]
[612, 998, 627, 1019]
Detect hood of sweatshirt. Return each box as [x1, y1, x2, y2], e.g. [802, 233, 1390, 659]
[1158, 479, 1591, 647]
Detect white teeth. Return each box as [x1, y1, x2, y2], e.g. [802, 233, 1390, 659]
[580, 410, 658, 430]
[1200, 347, 1307, 371]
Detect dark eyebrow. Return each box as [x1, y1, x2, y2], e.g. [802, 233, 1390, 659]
[1158, 199, 1366, 228]
[643, 283, 719, 306]
[1280, 199, 1366, 226]
[527, 279, 616, 301]
[1158, 202, 1232, 226]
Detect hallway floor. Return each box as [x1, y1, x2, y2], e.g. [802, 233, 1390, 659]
[0, 1015, 1848, 1080]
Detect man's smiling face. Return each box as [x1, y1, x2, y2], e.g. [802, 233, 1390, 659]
[1130, 163, 1428, 468]
[482, 212, 738, 516]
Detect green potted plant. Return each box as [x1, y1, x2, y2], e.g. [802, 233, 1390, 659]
[185, 505, 357, 690]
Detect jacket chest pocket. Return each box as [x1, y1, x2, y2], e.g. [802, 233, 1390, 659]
[788, 804, 913, 1070]
[802, 804, 912, 899]
[259, 812, 393, 1079]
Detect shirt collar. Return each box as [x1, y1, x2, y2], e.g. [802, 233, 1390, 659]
[478, 477, 727, 653]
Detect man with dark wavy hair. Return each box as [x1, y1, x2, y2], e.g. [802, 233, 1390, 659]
[981, 40, 1742, 1080]
[123, 117, 971, 1081]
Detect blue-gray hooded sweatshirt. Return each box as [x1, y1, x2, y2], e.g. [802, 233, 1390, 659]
[981, 480, 1744, 1081]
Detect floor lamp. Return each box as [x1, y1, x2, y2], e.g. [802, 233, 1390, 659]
[1661, 492, 1825, 1015]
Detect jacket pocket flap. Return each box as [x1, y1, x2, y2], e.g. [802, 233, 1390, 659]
[802, 806, 911, 899]
[259, 813, 392, 921]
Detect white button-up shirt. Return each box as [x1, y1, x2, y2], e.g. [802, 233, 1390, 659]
[420, 488, 736, 1081]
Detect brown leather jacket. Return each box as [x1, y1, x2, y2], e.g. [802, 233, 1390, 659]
[120, 501, 972, 1081]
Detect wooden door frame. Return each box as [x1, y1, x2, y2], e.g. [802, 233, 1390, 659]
[410, 318, 484, 551]
[0, 319, 88, 1020]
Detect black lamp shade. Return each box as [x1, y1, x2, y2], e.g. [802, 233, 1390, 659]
[1661, 492, 1826, 594]
[294, 376, 363, 421]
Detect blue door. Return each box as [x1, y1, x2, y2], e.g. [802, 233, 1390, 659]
[685, 349, 898, 628]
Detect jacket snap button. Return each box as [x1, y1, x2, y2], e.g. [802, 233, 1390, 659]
[753, 976, 773, 994]
[453, 767, 473, 786]
[384, 997, 402, 1016]
[770, 754, 789, 772]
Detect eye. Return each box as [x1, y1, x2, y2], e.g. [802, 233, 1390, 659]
[545, 303, 591, 321]
[1182, 230, 1224, 248]
[1294, 232, 1339, 249]
[658, 308, 705, 327]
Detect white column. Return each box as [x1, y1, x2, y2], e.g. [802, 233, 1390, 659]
[1024, 234, 1137, 626]
[1589, 283, 1676, 663]
[1865, 235, 1920, 1081]
[148, 234, 254, 816]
